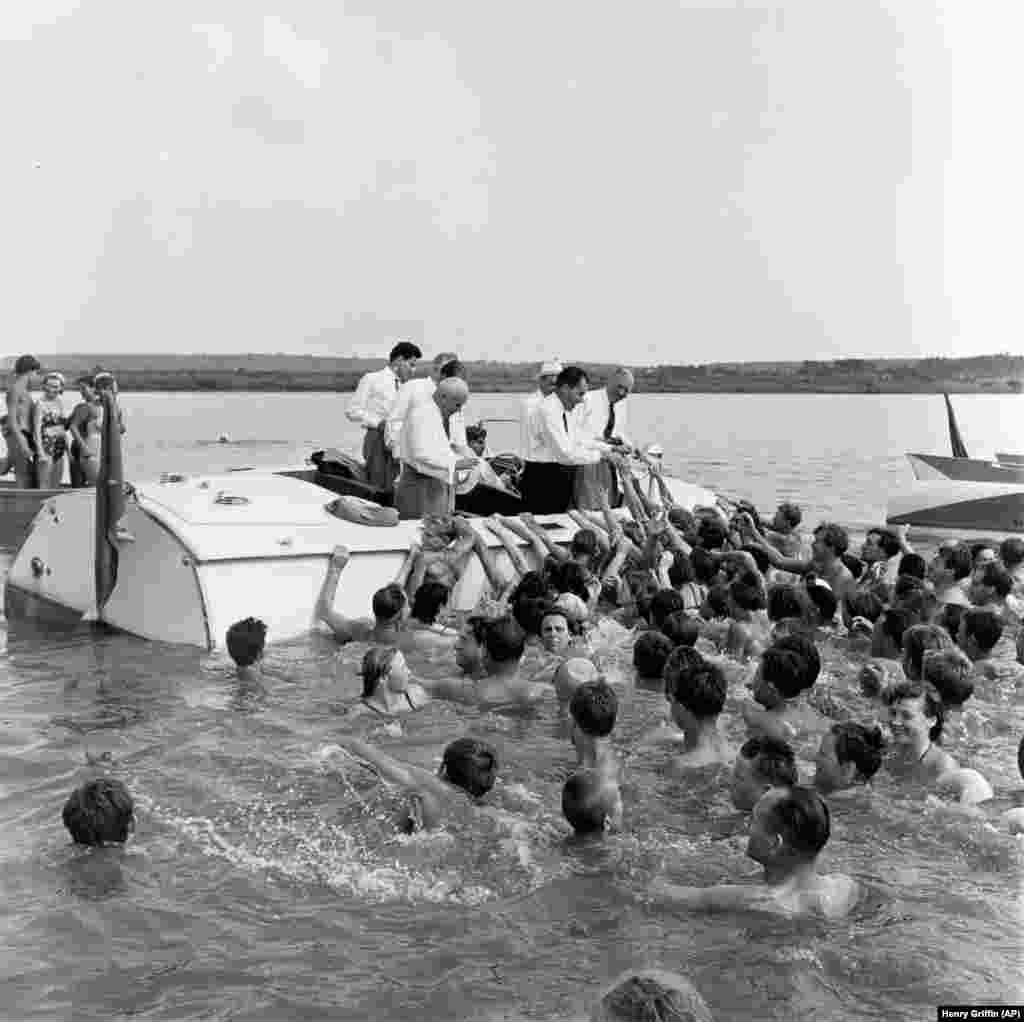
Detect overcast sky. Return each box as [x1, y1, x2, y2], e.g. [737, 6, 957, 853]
[0, 1, 1018, 365]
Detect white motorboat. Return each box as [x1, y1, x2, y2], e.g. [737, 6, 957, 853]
[906, 453, 1024, 484]
[4, 467, 718, 649]
[887, 477, 1024, 534]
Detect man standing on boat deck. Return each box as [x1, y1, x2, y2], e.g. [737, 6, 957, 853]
[521, 365, 612, 514]
[574, 367, 635, 509]
[395, 378, 478, 519]
[386, 352, 472, 460]
[346, 341, 421, 491]
[520, 359, 563, 458]
[5, 355, 42, 488]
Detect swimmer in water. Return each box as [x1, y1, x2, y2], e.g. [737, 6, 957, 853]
[62, 778, 135, 846]
[632, 630, 674, 685]
[730, 735, 798, 812]
[322, 735, 498, 832]
[569, 678, 619, 781]
[812, 722, 886, 794]
[225, 617, 267, 680]
[882, 679, 993, 806]
[315, 546, 411, 645]
[741, 638, 819, 742]
[650, 785, 860, 919]
[353, 647, 429, 716]
[553, 658, 598, 713]
[589, 969, 714, 1022]
[660, 648, 731, 768]
[562, 768, 623, 837]
[400, 580, 459, 653]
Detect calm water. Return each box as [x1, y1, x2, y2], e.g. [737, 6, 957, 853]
[0, 392, 1021, 1021]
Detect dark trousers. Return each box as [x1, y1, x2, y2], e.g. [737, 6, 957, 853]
[395, 466, 451, 520]
[362, 424, 398, 492]
[521, 461, 577, 514]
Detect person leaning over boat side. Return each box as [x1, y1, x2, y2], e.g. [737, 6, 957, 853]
[521, 366, 613, 514]
[32, 371, 68, 489]
[385, 351, 472, 459]
[345, 340, 421, 492]
[395, 378, 478, 520]
[521, 359, 563, 458]
[5, 354, 42, 488]
[574, 367, 635, 510]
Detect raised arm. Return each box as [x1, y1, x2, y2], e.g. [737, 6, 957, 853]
[497, 514, 549, 564]
[486, 516, 533, 578]
[567, 509, 611, 555]
[315, 546, 365, 643]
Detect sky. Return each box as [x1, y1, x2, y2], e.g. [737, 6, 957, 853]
[0, 1, 1017, 365]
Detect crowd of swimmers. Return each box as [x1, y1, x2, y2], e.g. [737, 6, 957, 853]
[3, 354, 125, 489]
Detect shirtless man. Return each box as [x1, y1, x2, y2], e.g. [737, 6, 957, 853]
[5, 355, 42, 487]
[650, 785, 860, 919]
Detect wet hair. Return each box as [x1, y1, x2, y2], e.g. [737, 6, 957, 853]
[511, 594, 547, 636]
[881, 607, 916, 651]
[999, 537, 1024, 569]
[594, 971, 713, 1022]
[902, 623, 954, 680]
[739, 736, 798, 788]
[541, 605, 578, 638]
[730, 577, 766, 613]
[883, 678, 946, 742]
[962, 608, 1002, 654]
[766, 584, 805, 623]
[893, 575, 925, 601]
[776, 502, 802, 529]
[661, 610, 700, 649]
[768, 785, 831, 858]
[773, 634, 821, 688]
[482, 616, 526, 664]
[690, 547, 719, 585]
[561, 770, 613, 834]
[510, 571, 546, 602]
[978, 563, 1014, 599]
[361, 646, 398, 698]
[840, 554, 865, 581]
[663, 648, 726, 718]
[760, 647, 810, 700]
[465, 423, 487, 446]
[898, 553, 927, 580]
[936, 603, 965, 640]
[867, 528, 901, 559]
[697, 518, 728, 551]
[633, 630, 674, 680]
[441, 738, 497, 798]
[389, 341, 422, 362]
[570, 678, 618, 738]
[411, 581, 449, 625]
[844, 591, 884, 624]
[550, 560, 590, 602]
[570, 528, 599, 562]
[668, 551, 695, 587]
[14, 354, 41, 376]
[921, 648, 974, 708]
[628, 574, 660, 623]
[814, 522, 849, 557]
[225, 617, 267, 667]
[940, 544, 973, 581]
[371, 583, 407, 624]
[831, 722, 885, 780]
[62, 778, 134, 845]
[667, 507, 696, 533]
[555, 365, 588, 390]
[701, 584, 731, 621]
[804, 582, 837, 623]
[650, 588, 686, 630]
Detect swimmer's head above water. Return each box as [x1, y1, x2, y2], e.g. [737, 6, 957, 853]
[590, 968, 714, 1022]
[562, 769, 622, 836]
[731, 736, 797, 812]
[438, 738, 497, 799]
[225, 617, 267, 668]
[63, 778, 135, 846]
[813, 723, 885, 793]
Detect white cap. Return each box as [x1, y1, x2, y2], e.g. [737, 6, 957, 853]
[537, 360, 563, 378]
[645, 443, 664, 457]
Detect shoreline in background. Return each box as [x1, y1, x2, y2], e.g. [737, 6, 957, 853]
[6, 353, 1023, 395]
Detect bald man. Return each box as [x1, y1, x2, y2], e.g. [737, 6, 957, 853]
[395, 378, 479, 519]
[575, 368, 635, 509]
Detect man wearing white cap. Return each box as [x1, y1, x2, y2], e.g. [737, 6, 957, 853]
[520, 359, 563, 460]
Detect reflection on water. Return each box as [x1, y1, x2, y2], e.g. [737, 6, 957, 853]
[1, 395, 1023, 1019]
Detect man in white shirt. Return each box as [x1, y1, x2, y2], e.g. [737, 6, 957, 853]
[346, 341, 421, 491]
[520, 359, 563, 459]
[396, 378, 479, 519]
[521, 365, 612, 513]
[386, 351, 461, 454]
[574, 367, 634, 509]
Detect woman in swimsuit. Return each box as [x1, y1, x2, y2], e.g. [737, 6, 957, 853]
[355, 647, 429, 716]
[32, 372, 68, 488]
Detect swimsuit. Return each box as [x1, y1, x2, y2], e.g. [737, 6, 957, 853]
[360, 691, 418, 716]
[38, 406, 67, 459]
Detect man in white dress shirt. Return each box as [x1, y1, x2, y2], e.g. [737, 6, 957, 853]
[346, 341, 421, 491]
[574, 367, 635, 509]
[395, 378, 479, 519]
[520, 359, 563, 459]
[521, 366, 612, 513]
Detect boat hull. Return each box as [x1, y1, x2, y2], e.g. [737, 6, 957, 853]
[887, 479, 1024, 533]
[906, 453, 1024, 484]
[0, 481, 68, 549]
[6, 467, 718, 648]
